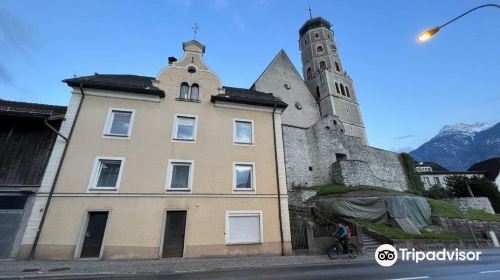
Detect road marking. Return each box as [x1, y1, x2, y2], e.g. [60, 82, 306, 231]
[480, 270, 500, 274]
[386, 277, 430, 280]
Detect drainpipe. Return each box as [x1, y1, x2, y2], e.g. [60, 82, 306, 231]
[29, 84, 86, 259]
[272, 103, 285, 256]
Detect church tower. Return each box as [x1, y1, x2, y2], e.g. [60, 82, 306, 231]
[299, 17, 368, 144]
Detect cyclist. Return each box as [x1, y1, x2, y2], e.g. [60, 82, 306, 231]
[335, 223, 351, 253]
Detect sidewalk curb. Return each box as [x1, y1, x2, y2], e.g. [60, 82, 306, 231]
[0, 257, 374, 279]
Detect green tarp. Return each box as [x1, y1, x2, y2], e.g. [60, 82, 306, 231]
[316, 196, 432, 230]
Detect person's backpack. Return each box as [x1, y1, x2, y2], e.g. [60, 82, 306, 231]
[346, 225, 352, 238]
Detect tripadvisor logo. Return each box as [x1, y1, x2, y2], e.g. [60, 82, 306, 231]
[375, 244, 482, 267]
[375, 244, 398, 267]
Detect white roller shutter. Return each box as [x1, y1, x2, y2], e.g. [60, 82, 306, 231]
[227, 213, 261, 244]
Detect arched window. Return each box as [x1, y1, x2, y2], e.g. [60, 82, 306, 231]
[345, 86, 351, 98]
[335, 62, 340, 72]
[316, 45, 323, 53]
[306, 67, 312, 80]
[179, 82, 189, 99]
[319, 61, 326, 70]
[191, 83, 199, 100]
[304, 39, 307, 45]
[329, 45, 336, 52]
[340, 84, 346, 96]
[316, 86, 320, 98]
[335, 82, 340, 94]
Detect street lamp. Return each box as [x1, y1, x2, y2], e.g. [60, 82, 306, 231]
[418, 3, 500, 42]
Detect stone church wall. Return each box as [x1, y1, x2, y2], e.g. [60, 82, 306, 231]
[283, 115, 409, 191]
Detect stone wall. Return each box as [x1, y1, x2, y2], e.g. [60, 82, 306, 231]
[432, 216, 500, 239]
[282, 115, 408, 191]
[447, 197, 495, 214]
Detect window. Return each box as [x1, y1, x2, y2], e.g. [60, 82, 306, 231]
[306, 67, 312, 80]
[327, 33, 331, 39]
[190, 83, 199, 100]
[335, 61, 340, 72]
[179, 82, 189, 99]
[335, 82, 340, 94]
[433, 177, 441, 186]
[316, 86, 320, 98]
[319, 61, 326, 70]
[166, 160, 194, 191]
[424, 177, 431, 185]
[304, 39, 307, 45]
[233, 163, 255, 191]
[234, 119, 254, 144]
[89, 157, 125, 190]
[316, 45, 323, 53]
[314, 33, 319, 39]
[103, 109, 134, 137]
[226, 212, 262, 244]
[346, 86, 351, 97]
[329, 44, 336, 52]
[173, 115, 197, 141]
[340, 84, 346, 96]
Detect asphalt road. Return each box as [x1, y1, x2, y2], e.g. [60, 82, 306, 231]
[33, 254, 500, 280]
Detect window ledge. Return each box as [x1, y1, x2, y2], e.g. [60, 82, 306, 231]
[233, 142, 254, 146]
[232, 189, 256, 193]
[176, 98, 201, 103]
[103, 134, 129, 138]
[226, 242, 262, 246]
[172, 138, 196, 142]
[88, 188, 118, 192]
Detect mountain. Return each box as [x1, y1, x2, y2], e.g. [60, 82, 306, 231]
[410, 122, 500, 171]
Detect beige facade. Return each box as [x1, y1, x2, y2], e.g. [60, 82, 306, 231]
[33, 41, 291, 260]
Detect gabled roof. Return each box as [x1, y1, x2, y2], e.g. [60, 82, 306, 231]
[211, 87, 287, 109]
[416, 161, 449, 172]
[63, 74, 165, 97]
[468, 157, 500, 181]
[251, 49, 304, 88]
[0, 99, 66, 118]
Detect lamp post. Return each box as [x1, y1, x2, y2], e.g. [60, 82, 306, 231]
[418, 3, 500, 42]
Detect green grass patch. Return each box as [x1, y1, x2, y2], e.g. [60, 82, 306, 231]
[427, 198, 500, 221]
[312, 184, 392, 197]
[467, 209, 500, 221]
[427, 199, 463, 218]
[354, 219, 471, 240]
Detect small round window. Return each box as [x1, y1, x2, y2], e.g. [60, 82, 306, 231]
[284, 83, 291, 90]
[295, 102, 302, 110]
[314, 33, 319, 38]
[187, 66, 196, 73]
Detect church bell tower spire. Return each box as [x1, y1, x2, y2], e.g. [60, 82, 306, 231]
[298, 16, 368, 144]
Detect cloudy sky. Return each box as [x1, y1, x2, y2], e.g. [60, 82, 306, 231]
[1, 0, 499, 152]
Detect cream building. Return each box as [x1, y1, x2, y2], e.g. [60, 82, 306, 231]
[23, 40, 292, 260]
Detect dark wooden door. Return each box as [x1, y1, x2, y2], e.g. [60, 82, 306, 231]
[80, 212, 108, 258]
[162, 211, 186, 258]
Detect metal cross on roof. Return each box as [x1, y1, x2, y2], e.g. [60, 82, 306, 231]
[192, 23, 199, 39]
[308, 4, 313, 19]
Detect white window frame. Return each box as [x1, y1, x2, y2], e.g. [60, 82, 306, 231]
[433, 177, 441, 186]
[171, 113, 198, 143]
[232, 162, 256, 193]
[233, 119, 254, 145]
[423, 177, 431, 186]
[102, 108, 135, 139]
[165, 159, 194, 192]
[88, 156, 125, 192]
[225, 210, 263, 245]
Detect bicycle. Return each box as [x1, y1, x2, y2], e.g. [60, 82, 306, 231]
[327, 237, 357, 259]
